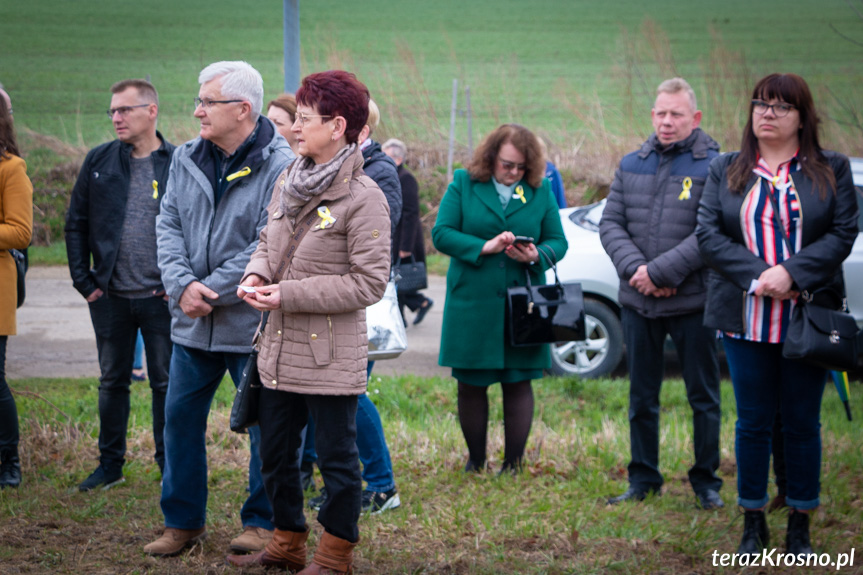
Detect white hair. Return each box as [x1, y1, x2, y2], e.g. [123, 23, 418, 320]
[199, 61, 264, 118]
[382, 138, 407, 161]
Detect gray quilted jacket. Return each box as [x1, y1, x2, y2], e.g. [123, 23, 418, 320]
[599, 128, 720, 318]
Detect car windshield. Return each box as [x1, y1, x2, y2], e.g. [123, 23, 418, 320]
[569, 200, 605, 232]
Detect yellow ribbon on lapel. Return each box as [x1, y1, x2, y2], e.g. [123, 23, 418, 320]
[226, 166, 252, 182]
[678, 177, 692, 200]
[152, 180, 159, 199]
[513, 185, 526, 204]
[317, 206, 336, 229]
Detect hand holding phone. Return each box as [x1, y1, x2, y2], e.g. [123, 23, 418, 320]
[512, 235, 534, 245]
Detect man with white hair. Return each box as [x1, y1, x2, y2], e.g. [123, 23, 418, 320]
[146, 61, 295, 557]
[599, 77, 724, 510]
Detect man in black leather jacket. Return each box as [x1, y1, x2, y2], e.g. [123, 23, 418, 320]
[65, 79, 175, 492]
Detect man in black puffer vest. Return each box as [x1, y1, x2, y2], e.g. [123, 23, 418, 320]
[599, 78, 724, 511]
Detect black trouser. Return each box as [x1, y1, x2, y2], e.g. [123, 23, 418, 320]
[258, 387, 361, 543]
[398, 289, 428, 313]
[0, 336, 19, 451]
[622, 308, 722, 494]
[88, 294, 171, 470]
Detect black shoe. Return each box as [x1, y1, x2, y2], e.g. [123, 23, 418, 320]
[498, 459, 522, 477]
[309, 487, 327, 510]
[413, 298, 434, 325]
[78, 464, 124, 492]
[786, 510, 815, 557]
[464, 459, 486, 473]
[0, 448, 21, 489]
[607, 486, 656, 505]
[362, 487, 401, 514]
[737, 509, 769, 555]
[696, 489, 725, 510]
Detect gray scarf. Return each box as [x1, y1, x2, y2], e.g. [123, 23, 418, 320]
[279, 143, 357, 217]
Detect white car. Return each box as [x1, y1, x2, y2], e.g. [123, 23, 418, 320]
[550, 157, 863, 379]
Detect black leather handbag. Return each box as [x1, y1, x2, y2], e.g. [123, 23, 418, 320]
[230, 312, 269, 433]
[783, 288, 859, 372]
[395, 255, 428, 292]
[506, 247, 586, 347]
[9, 249, 25, 308]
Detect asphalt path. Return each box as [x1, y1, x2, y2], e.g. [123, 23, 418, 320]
[7, 267, 449, 380]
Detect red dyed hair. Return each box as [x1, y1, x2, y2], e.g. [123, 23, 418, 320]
[296, 71, 370, 144]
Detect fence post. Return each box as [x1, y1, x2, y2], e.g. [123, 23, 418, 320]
[465, 85, 473, 158]
[446, 78, 458, 183]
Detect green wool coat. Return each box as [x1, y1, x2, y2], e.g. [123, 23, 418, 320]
[432, 169, 568, 370]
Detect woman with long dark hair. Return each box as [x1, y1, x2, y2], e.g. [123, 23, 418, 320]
[697, 73, 858, 557]
[0, 92, 33, 489]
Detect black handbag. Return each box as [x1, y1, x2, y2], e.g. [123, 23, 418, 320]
[783, 288, 859, 371]
[506, 246, 586, 347]
[763, 189, 859, 370]
[230, 311, 269, 433]
[9, 249, 25, 308]
[395, 255, 428, 292]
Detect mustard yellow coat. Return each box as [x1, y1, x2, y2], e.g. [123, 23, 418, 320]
[0, 154, 33, 335]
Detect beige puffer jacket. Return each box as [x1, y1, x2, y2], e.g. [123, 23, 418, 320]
[244, 147, 391, 395]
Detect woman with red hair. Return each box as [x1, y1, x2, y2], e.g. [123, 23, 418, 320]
[229, 70, 391, 574]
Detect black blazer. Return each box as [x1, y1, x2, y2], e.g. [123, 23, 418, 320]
[696, 150, 858, 334]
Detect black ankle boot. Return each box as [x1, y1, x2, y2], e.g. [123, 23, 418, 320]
[464, 459, 485, 473]
[786, 510, 814, 556]
[0, 448, 21, 489]
[737, 509, 769, 554]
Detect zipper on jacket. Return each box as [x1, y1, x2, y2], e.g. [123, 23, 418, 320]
[327, 315, 334, 360]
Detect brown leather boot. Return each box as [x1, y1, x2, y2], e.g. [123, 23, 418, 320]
[226, 526, 309, 571]
[297, 531, 358, 574]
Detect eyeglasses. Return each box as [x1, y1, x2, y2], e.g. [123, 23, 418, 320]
[194, 97, 243, 109]
[106, 104, 150, 118]
[752, 100, 796, 118]
[294, 111, 333, 126]
[498, 158, 526, 172]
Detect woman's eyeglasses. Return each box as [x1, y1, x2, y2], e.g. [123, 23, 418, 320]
[498, 159, 526, 172]
[752, 100, 796, 118]
[294, 112, 333, 126]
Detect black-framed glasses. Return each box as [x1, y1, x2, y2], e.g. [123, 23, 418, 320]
[752, 100, 796, 118]
[293, 111, 333, 126]
[194, 97, 243, 109]
[106, 104, 150, 118]
[498, 158, 526, 172]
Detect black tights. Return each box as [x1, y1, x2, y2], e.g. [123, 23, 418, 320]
[0, 336, 20, 451]
[457, 380, 534, 470]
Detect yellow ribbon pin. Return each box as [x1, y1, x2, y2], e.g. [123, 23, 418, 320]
[226, 166, 252, 182]
[152, 180, 159, 199]
[678, 177, 692, 200]
[513, 185, 526, 204]
[317, 206, 336, 229]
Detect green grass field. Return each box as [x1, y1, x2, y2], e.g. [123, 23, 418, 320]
[2, 374, 861, 574]
[2, 0, 862, 152]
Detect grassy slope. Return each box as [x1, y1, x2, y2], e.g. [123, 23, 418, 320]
[2, 0, 861, 149]
[2, 374, 861, 573]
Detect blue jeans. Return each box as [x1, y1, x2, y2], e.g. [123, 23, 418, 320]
[621, 308, 722, 495]
[160, 344, 272, 530]
[87, 294, 171, 470]
[302, 362, 395, 492]
[723, 337, 827, 510]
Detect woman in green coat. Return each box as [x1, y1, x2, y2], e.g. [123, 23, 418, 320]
[432, 124, 567, 474]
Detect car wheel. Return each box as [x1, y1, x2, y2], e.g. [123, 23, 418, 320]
[549, 298, 623, 378]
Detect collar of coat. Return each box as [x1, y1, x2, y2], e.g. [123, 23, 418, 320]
[471, 175, 535, 223]
[638, 127, 720, 160]
[292, 146, 367, 223]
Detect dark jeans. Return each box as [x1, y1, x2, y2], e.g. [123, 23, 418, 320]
[161, 344, 272, 530]
[87, 294, 172, 470]
[259, 386, 361, 543]
[723, 337, 826, 510]
[622, 308, 722, 494]
[0, 336, 19, 450]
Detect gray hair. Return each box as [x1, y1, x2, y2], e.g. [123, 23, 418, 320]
[656, 77, 697, 112]
[382, 138, 407, 161]
[199, 61, 264, 118]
